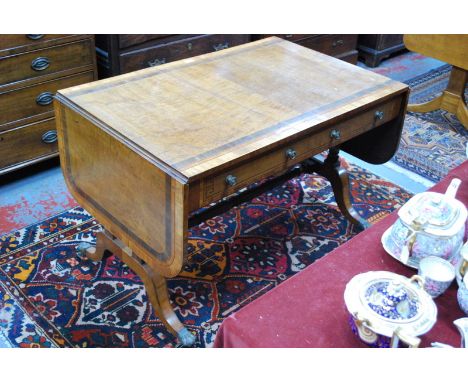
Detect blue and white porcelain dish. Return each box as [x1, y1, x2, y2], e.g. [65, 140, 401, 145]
[344, 271, 437, 348]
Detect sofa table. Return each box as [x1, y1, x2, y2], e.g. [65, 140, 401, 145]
[54, 37, 409, 346]
[213, 161, 468, 348]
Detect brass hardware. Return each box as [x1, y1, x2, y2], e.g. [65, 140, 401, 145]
[285, 34, 293, 38]
[332, 39, 344, 47]
[26, 34, 44, 40]
[148, 58, 166, 67]
[225, 174, 237, 186]
[330, 129, 341, 140]
[36, 92, 54, 106]
[213, 42, 229, 51]
[375, 110, 384, 120]
[286, 148, 297, 160]
[187, 42, 193, 51]
[31, 57, 50, 71]
[41, 130, 58, 144]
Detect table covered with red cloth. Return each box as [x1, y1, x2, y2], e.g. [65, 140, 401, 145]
[213, 161, 468, 348]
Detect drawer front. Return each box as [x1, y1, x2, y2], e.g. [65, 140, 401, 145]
[194, 96, 403, 208]
[297, 34, 358, 57]
[0, 34, 69, 51]
[0, 39, 94, 85]
[337, 50, 358, 64]
[118, 34, 175, 49]
[0, 118, 57, 169]
[120, 34, 251, 73]
[0, 71, 95, 128]
[260, 34, 318, 42]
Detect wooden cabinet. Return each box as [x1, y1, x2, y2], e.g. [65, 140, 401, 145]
[96, 34, 359, 79]
[357, 34, 406, 67]
[0, 34, 97, 175]
[95, 34, 252, 78]
[253, 34, 359, 64]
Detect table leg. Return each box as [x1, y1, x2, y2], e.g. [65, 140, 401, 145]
[304, 147, 370, 230]
[407, 66, 468, 129]
[78, 229, 196, 347]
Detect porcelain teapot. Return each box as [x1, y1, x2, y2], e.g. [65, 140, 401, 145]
[382, 178, 467, 269]
[344, 271, 437, 348]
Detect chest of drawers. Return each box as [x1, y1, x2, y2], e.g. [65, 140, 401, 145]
[254, 34, 359, 64]
[357, 34, 406, 67]
[95, 34, 251, 78]
[0, 34, 97, 174]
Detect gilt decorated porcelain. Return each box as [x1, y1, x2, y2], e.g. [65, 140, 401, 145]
[344, 271, 437, 348]
[382, 178, 467, 269]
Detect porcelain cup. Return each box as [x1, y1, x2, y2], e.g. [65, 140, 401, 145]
[418, 256, 456, 298]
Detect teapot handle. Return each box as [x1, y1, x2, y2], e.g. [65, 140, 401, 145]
[445, 178, 461, 200]
[409, 274, 425, 289]
[390, 327, 421, 348]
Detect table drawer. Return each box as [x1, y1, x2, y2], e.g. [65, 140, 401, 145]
[0, 34, 70, 52]
[0, 39, 94, 85]
[195, 95, 403, 208]
[119, 34, 251, 73]
[0, 71, 95, 129]
[0, 118, 57, 169]
[297, 34, 358, 57]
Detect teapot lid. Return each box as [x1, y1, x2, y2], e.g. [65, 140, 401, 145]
[344, 271, 437, 338]
[398, 179, 467, 236]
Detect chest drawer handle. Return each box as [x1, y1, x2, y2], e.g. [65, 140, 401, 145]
[213, 42, 229, 51]
[332, 39, 344, 47]
[225, 175, 237, 186]
[187, 42, 193, 51]
[26, 34, 44, 40]
[36, 92, 54, 106]
[31, 57, 50, 71]
[286, 148, 297, 160]
[42, 130, 57, 144]
[375, 110, 385, 120]
[330, 129, 341, 140]
[148, 58, 166, 67]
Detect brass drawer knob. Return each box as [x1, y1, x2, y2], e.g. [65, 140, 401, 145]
[332, 39, 344, 47]
[42, 130, 57, 144]
[148, 58, 166, 67]
[213, 42, 229, 51]
[36, 91, 54, 106]
[375, 110, 384, 120]
[26, 34, 44, 40]
[286, 148, 297, 160]
[31, 56, 50, 71]
[187, 42, 193, 51]
[225, 174, 237, 186]
[330, 129, 341, 140]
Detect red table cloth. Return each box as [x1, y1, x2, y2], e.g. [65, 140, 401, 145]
[214, 161, 468, 347]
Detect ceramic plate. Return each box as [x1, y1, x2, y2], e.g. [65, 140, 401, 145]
[381, 227, 418, 269]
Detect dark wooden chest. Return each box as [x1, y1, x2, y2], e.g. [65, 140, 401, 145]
[357, 34, 406, 67]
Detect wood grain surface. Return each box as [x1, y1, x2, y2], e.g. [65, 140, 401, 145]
[58, 37, 408, 182]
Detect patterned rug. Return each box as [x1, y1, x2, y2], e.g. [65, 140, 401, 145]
[0, 162, 412, 348]
[392, 65, 468, 183]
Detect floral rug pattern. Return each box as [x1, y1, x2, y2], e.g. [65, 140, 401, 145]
[0, 163, 412, 348]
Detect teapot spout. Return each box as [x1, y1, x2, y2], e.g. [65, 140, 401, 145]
[453, 318, 468, 348]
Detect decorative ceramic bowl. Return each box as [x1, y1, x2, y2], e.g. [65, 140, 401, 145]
[344, 271, 437, 347]
[382, 179, 467, 269]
